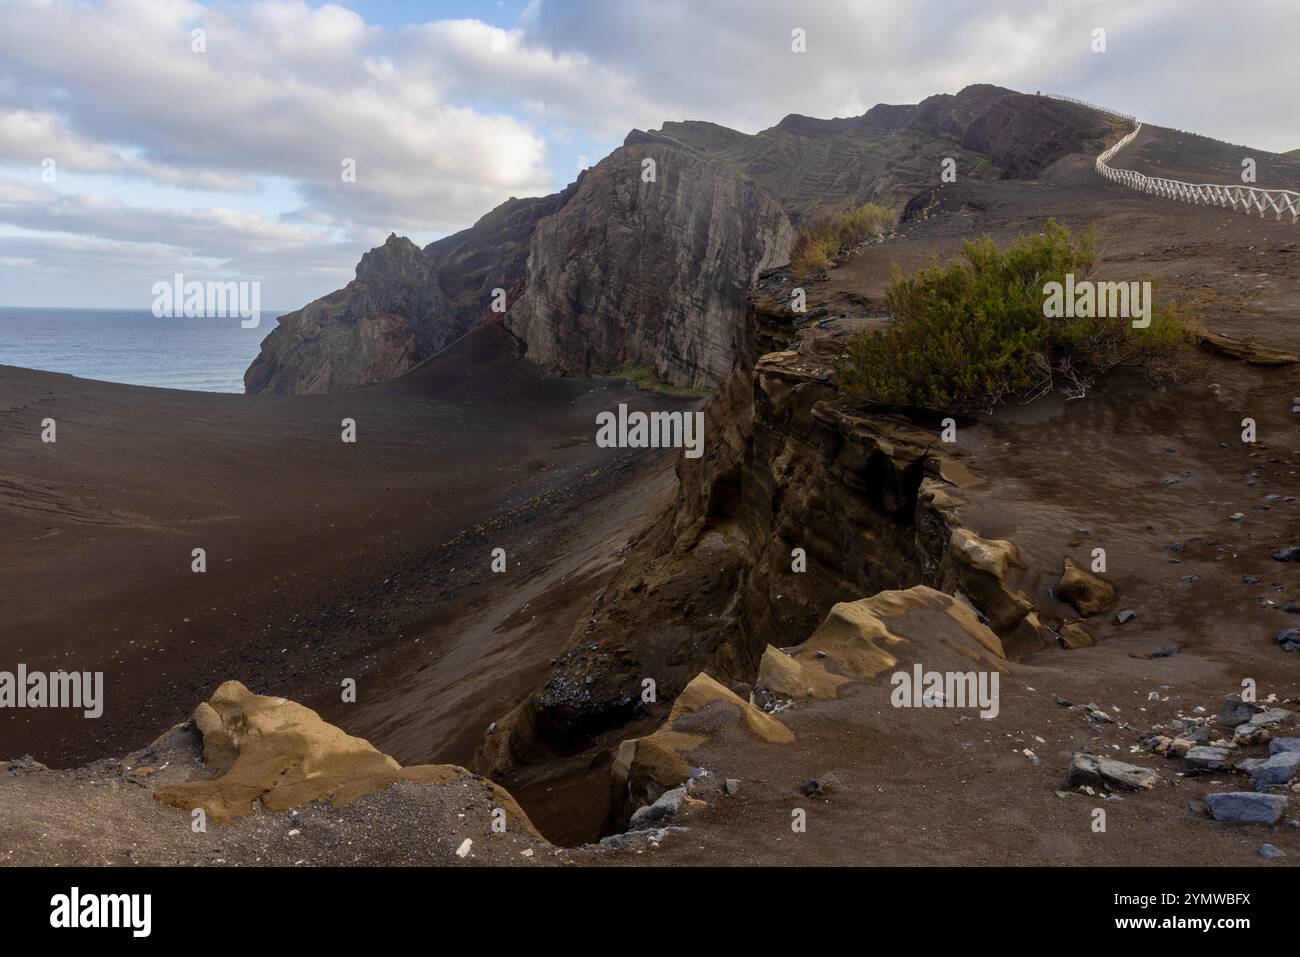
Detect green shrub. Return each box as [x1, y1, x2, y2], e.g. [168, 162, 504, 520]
[791, 202, 895, 275]
[837, 220, 1196, 414]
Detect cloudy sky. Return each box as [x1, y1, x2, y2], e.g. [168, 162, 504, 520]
[1, 0, 1296, 310]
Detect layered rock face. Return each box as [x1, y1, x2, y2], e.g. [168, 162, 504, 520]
[244, 190, 572, 394]
[505, 142, 794, 389]
[475, 272, 1071, 782]
[246, 85, 1115, 394]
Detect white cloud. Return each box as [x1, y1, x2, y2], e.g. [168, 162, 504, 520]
[0, 0, 1296, 310]
[519, 0, 1300, 149]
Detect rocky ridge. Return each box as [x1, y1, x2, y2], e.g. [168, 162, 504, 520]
[246, 86, 1118, 395]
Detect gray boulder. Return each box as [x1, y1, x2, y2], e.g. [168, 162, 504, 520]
[1204, 792, 1287, 824]
[629, 784, 688, 830]
[1185, 746, 1233, 772]
[1248, 751, 1300, 791]
[1249, 707, 1295, 729]
[1216, 694, 1261, 728]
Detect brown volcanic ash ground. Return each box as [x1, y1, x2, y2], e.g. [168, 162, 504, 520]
[3, 120, 1300, 867]
[0, 321, 688, 771]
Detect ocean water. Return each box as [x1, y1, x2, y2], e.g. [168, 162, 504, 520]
[0, 308, 281, 393]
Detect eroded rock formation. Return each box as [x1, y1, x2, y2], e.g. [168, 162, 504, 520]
[156, 680, 536, 832]
[475, 270, 1073, 787]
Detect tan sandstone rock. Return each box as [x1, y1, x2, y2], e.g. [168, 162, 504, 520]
[1057, 557, 1115, 618]
[756, 586, 1008, 702]
[610, 673, 792, 818]
[155, 680, 536, 830]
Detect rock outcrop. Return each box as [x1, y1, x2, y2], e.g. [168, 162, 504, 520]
[246, 85, 1117, 394]
[1057, 557, 1116, 618]
[156, 680, 536, 831]
[608, 673, 792, 825]
[755, 586, 1007, 701]
[504, 143, 794, 389]
[245, 188, 573, 394]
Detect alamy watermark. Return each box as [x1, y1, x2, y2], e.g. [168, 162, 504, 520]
[1042, 273, 1150, 329]
[595, 404, 704, 459]
[890, 663, 999, 719]
[0, 665, 103, 718]
[50, 887, 150, 937]
[152, 273, 261, 328]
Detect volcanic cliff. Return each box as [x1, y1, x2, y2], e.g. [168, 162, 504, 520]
[245, 85, 1119, 395]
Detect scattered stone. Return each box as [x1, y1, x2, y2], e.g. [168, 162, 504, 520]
[1278, 629, 1300, 652]
[1270, 738, 1300, 755]
[1234, 723, 1273, 747]
[1130, 643, 1181, 660]
[1246, 751, 1300, 791]
[1185, 725, 1214, 745]
[1115, 609, 1137, 625]
[1204, 792, 1287, 824]
[455, 838, 473, 858]
[1249, 708, 1295, 729]
[1072, 702, 1116, 724]
[1217, 694, 1262, 729]
[1149, 736, 1194, 758]
[1260, 844, 1286, 859]
[1273, 546, 1300, 562]
[629, 784, 687, 830]
[686, 768, 721, 799]
[1068, 752, 1160, 791]
[724, 778, 741, 797]
[801, 772, 840, 798]
[1185, 746, 1233, 772]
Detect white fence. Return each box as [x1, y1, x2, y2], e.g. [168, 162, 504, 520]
[1043, 93, 1135, 127]
[1046, 93, 1300, 224]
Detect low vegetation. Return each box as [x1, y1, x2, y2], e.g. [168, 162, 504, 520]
[606, 364, 709, 398]
[791, 202, 896, 274]
[837, 221, 1196, 414]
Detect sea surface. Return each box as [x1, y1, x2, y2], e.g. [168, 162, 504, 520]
[0, 307, 281, 393]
